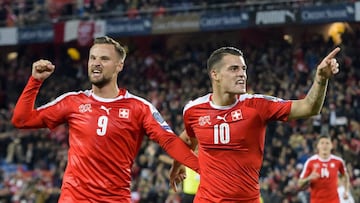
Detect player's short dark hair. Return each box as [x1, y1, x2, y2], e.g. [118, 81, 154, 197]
[207, 47, 243, 72]
[94, 36, 126, 61]
[317, 134, 332, 143]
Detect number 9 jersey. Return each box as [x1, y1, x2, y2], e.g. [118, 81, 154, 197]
[12, 76, 199, 203]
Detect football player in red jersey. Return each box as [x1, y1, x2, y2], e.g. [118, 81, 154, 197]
[299, 135, 350, 203]
[11, 36, 199, 203]
[170, 46, 341, 202]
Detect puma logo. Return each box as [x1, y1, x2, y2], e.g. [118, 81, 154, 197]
[100, 105, 111, 115]
[216, 113, 228, 122]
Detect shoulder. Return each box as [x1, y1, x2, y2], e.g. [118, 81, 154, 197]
[37, 90, 90, 110]
[125, 91, 154, 106]
[330, 154, 345, 163]
[184, 94, 211, 112]
[239, 93, 287, 102]
[60, 90, 91, 99]
[308, 154, 320, 161]
[300, 155, 318, 175]
[124, 91, 160, 114]
[304, 154, 319, 165]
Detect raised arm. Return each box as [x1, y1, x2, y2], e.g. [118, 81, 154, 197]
[289, 47, 340, 120]
[11, 59, 55, 128]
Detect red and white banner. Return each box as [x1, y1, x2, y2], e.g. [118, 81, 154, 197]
[54, 19, 106, 46]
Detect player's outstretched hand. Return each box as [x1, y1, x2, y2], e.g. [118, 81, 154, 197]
[169, 164, 187, 192]
[32, 59, 55, 81]
[316, 47, 340, 80]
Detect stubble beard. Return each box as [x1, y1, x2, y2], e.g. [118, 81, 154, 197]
[89, 75, 112, 88]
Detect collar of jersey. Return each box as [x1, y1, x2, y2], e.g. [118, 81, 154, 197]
[209, 94, 239, 110]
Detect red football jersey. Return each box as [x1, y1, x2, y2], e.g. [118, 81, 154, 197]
[12, 77, 199, 203]
[183, 93, 292, 202]
[299, 154, 346, 203]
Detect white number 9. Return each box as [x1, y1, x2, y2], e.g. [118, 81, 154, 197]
[97, 116, 108, 136]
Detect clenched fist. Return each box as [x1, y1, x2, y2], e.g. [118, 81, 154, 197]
[32, 59, 55, 81]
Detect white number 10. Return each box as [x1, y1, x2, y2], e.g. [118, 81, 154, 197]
[214, 123, 230, 144]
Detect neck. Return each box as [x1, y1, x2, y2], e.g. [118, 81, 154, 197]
[92, 84, 119, 98]
[212, 91, 237, 106]
[319, 153, 330, 160]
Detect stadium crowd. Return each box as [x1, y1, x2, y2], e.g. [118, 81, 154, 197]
[0, 0, 356, 27]
[0, 0, 360, 202]
[0, 26, 359, 203]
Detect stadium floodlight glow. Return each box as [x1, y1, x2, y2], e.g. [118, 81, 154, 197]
[328, 22, 345, 45]
[283, 34, 293, 44]
[7, 52, 18, 62]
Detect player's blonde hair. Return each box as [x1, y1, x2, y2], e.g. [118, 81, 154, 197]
[94, 36, 127, 62]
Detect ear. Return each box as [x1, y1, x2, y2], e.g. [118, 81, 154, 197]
[210, 69, 219, 81]
[116, 61, 124, 73]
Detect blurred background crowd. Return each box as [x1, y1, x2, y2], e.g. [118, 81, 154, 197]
[0, 0, 353, 27]
[0, 0, 360, 203]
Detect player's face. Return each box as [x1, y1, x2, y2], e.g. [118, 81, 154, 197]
[213, 54, 247, 94]
[317, 137, 332, 155]
[88, 44, 123, 87]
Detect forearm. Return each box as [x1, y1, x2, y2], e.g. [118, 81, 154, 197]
[344, 173, 351, 193]
[162, 136, 199, 173]
[305, 75, 328, 114]
[290, 75, 329, 119]
[11, 76, 45, 128]
[173, 131, 197, 165]
[290, 47, 341, 119]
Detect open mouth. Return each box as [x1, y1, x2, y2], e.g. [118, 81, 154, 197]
[236, 80, 245, 85]
[91, 69, 102, 76]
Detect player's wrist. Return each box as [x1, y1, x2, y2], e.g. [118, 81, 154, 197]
[172, 160, 182, 167]
[316, 79, 328, 86]
[30, 76, 44, 84]
[315, 75, 328, 86]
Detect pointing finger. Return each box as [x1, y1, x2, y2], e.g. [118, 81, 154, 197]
[324, 47, 340, 60]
